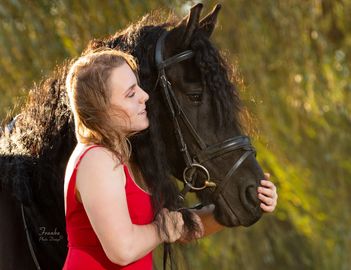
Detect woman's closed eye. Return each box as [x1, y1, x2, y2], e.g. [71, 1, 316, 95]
[127, 91, 136, 98]
[125, 84, 137, 98]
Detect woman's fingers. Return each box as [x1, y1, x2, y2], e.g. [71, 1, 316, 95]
[260, 179, 276, 190]
[171, 211, 184, 237]
[260, 202, 275, 212]
[258, 193, 274, 205]
[258, 186, 274, 197]
[179, 212, 204, 243]
[192, 213, 204, 239]
[157, 209, 185, 243]
[258, 174, 278, 212]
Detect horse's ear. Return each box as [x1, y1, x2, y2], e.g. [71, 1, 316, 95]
[176, 3, 203, 49]
[199, 4, 221, 38]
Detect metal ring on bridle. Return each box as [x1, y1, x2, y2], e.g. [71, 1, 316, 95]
[183, 163, 215, 191]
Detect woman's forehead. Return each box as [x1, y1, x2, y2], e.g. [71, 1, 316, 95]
[109, 63, 137, 94]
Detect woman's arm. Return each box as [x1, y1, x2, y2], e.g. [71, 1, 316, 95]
[75, 147, 183, 266]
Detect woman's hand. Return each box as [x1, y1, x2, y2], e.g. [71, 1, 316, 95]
[177, 212, 204, 243]
[258, 173, 278, 212]
[155, 209, 184, 243]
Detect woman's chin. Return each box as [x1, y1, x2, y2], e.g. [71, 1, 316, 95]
[132, 121, 149, 133]
[142, 119, 150, 129]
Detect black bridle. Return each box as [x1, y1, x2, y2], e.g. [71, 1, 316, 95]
[155, 31, 256, 205]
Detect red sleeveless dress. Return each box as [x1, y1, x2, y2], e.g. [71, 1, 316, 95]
[63, 145, 154, 270]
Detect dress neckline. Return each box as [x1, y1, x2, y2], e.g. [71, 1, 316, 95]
[123, 164, 151, 196]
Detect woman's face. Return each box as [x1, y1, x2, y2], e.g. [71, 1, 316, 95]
[108, 62, 149, 133]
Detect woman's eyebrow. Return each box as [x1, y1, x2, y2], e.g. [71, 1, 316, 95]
[124, 83, 136, 95]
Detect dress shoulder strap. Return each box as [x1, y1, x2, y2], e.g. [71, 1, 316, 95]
[74, 145, 102, 171]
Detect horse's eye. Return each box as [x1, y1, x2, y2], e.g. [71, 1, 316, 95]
[188, 93, 203, 103]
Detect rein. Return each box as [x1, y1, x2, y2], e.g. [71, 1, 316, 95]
[21, 204, 41, 270]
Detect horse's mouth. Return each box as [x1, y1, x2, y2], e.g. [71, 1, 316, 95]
[213, 194, 241, 227]
[214, 192, 262, 227]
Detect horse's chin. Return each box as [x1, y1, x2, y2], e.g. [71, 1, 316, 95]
[213, 195, 263, 227]
[239, 211, 262, 227]
[214, 207, 240, 227]
[214, 208, 262, 227]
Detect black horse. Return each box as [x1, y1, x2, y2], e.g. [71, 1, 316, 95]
[0, 3, 264, 269]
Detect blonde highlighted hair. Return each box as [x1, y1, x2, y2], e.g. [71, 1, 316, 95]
[65, 48, 139, 164]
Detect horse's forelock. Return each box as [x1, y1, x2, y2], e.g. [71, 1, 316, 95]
[191, 30, 243, 131]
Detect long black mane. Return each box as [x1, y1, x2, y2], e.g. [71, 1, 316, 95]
[0, 64, 74, 203]
[0, 64, 76, 267]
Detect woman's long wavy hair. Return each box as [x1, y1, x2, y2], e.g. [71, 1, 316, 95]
[65, 49, 138, 165]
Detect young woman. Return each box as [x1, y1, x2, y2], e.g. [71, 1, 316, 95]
[63, 49, 189, 270]
[63, 49, 278, 269]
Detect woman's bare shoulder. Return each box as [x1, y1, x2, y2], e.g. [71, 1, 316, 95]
[78, 145, 122, 171]
[75, 145, 126, 193]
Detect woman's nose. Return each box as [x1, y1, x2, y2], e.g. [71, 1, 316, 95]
[139, 88, 149, 103]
